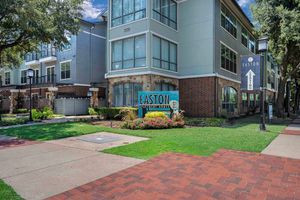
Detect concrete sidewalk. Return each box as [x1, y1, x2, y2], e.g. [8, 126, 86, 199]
[0, 133, 146, 200]
[262, 116, 300, 159]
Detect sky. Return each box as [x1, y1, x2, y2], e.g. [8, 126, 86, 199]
[82, 0, 255, 22]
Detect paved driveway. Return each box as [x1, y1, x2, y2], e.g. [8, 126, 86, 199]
[0, 133, 146, 200]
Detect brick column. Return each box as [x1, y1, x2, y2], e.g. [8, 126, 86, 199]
[48, 87, 58, 110]
[9, 89, 19, 114]
[89, 88, 99, 108]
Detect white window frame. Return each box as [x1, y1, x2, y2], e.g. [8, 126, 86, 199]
[60, 60, 72, 80]
[20, 70, 27, 85]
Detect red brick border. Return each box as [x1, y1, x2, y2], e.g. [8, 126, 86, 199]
[0, 139, 40, 150]
[48, 150, 300, 200]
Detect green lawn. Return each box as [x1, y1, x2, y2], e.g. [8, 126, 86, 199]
[0, 180, 23, 200]
[0, 119, 287, 160]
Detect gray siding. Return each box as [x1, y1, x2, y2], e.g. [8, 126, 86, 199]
[178, 0, 215, 76]
[214, 0, 255, 81]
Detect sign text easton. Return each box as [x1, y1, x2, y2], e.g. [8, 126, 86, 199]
[138, 91, 179, 118]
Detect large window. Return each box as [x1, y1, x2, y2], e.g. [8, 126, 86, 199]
[21, 70, 27, 84]
[155, 82, 176, 91]
[152, 35, 177, 71]
[46, 66, 55, 83]
[61, 62, 71, 80]
[113, 83, 143, 106]
[221, 43, 237, 73]
[4, 72, 10, 85]
[222, 87, 238, 113]
[248, 36, 255, 53]
[241, 27, 248, 47]
[112, 35, 146, 70]
[153, 0, 177, 29]
[111, 0, 146, 27]
[221, 4, 237, 38]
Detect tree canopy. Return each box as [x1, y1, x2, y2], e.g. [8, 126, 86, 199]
[252, 0, 300, 115]
[0, 0, 83, 68]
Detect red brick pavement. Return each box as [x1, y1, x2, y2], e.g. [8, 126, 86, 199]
[48, 150, 300, 200]
[0, 139, 40, 150]
[283, 129, 300, 135]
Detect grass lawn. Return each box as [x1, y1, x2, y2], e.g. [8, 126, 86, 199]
[0, 117, 287, 159]
[0, 180, 23, 200]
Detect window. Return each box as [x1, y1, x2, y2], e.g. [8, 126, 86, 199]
[21, 70, 27, 84]
[221, 43, 237, 73]
[61, 62, 71, 80]
[113, 83, 143, 106]
[112, 35, 146, 70]
[221, 4, 237, 38]
[155, 82, 176, 91]
[248, 36, 255, 53]
[222, 87, 237, 113]
[47, 66, 55, 83]
[152, 35, 177, 71]
[242, 93, 248, 107]
[241, 26, 256, 53]
[4, 72, 10, 85]
[249, 94, 255, 107]
[111, 0, 146, 27]
[33, 69, 39, 84]
[241, 27, 248, 47]
[0, 75, 2, 87]
[153, 0, 177, 29]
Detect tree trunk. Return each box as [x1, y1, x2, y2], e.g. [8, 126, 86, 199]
[276, 78, 287, 117]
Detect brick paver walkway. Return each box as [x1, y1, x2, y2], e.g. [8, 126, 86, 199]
[282, 117, 300, 135]
[48, 150, 300, 200]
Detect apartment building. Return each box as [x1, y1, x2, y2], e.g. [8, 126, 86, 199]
[105, 0, 269, 117]
[0, 19, 107, 112]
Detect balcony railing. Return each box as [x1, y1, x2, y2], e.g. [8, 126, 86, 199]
[31, 74, 56, 86]
[24, 44, 57, 63]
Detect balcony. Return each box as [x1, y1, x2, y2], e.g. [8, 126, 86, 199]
[25, 53, 40, 66]
[39, 45, 57, 63]
[20, 75, 57, 89]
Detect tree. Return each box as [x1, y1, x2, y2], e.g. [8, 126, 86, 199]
[252, 0, 300, 117]
[0, 0, 83, 68]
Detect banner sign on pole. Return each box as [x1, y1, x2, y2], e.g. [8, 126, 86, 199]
[241, 55, 261, 91]
[138, 91, 179, 118]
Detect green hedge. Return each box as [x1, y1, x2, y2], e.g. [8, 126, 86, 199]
[13, 109, 28, 114]
[185, 118, 226, 127]
[0, 118, 28, 127]
[89, 107, 138, 120]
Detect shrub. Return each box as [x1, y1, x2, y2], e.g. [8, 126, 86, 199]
[13, 109, 28, 114]
[185, 117, 226, 127]
[88, 108, 98, 115]
[145, 112, 167, 119]
[32, 107, 54, 120]
[89, 107, 138, 120]
[0, 118, 28, 126]
[119, 109, 137, 121]
[122, 111, 185, 130]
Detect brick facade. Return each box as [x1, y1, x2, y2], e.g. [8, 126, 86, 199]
[180, 77, 241, 117]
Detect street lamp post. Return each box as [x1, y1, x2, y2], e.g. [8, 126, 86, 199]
[258, 37, 268, 131]
[27, 69, 34, 122]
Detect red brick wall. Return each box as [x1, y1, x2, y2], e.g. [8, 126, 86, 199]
[179, 77, 216, 117]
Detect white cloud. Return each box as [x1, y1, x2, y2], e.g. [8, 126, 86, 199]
[82, 0, 106, 19]
[237, 0, 251, 8]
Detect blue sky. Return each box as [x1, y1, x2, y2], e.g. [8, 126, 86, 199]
[83, 0, 255, 22]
